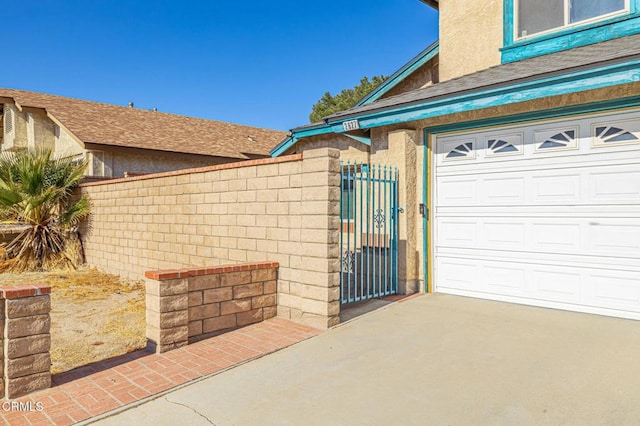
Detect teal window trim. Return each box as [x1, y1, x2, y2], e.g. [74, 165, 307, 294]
[502, 0, 640, 63]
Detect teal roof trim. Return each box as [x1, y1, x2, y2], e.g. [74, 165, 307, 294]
[326, 59, 640, 129]
[270, 124, 333, 157]
[356, 42, 439, 107]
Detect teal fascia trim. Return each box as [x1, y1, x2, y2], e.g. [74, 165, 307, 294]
[343, 134, 371, 146]
[270, 124, 333, 157]
[328, 60, 640, 129]
[502, 0, 640, 63]
[422, 95, 640, 135]
[357, 42, 439, 106]
[270, 136, 296, 157]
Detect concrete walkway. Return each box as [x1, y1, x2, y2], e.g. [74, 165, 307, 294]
[89, 294, 640, 425]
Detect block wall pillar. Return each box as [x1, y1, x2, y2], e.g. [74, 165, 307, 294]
[2, 285, 52, 399]
[287, 147, 341, 329]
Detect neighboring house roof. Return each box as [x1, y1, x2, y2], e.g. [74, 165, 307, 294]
[0, 89, 287, 159]
[325, 34, 640, 122]
[356, 41, 439, 106]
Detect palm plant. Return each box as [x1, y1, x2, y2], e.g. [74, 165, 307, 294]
[0, 149, 90, 272]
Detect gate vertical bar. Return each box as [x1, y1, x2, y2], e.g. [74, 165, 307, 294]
[352, 162, 358, 302]
[393, 166, 399, 294]
[383, 165, 388, 295]
[339, 161, 344, 303]
[366, 165, 371, 300]
[376, 165, 382, 297]
[347, 162, 352, 303]
[358, 163, 364, 301]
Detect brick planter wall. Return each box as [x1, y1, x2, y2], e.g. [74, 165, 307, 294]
[145, 262, 278, 353]
[1, 285, 52, 399]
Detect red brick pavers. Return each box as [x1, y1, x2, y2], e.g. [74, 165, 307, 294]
[0, 318, 320, 425]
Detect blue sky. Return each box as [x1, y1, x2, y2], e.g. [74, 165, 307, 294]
[5, 1, 438, 131]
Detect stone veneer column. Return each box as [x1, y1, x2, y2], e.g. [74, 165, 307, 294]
[387, 129, 420, 294]
[3, 285, 52, 399]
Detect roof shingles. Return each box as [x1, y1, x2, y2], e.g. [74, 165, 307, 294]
[325, 34, 640, 122]
[0, 89, 287, 159]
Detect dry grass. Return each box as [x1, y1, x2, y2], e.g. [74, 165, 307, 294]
[0, 266, 142, 299]
[0, 266, 146, 374]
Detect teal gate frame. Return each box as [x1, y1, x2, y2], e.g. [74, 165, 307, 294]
[340, 162, 399, 304]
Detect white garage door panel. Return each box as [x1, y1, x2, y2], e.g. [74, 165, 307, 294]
[434, 109, 640, 319]
[437, 257, 640, 318]
[591, 170, 640, 201]
[437, 217, 640, 260]
[437, 163, 640, 207]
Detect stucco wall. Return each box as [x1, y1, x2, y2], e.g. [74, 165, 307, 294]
[27, 111, 55, 151]
[439, 0, 503, 81]
[108, 150, 229, 178]
[294, 134, 370, 164]
[2, 104, 28, 151]
[80, 150, 341, 329]
[55, 126, 84, 158]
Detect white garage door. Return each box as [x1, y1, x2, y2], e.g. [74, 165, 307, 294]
[434, 109, 640, 320]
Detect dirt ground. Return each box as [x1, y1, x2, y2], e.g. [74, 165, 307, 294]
[0, 267, 146, 374]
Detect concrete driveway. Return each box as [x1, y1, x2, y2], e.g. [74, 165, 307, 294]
[90, 294, 640, 425]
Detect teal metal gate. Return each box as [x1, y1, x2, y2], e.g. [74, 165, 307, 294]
[340, 162, 399, 304]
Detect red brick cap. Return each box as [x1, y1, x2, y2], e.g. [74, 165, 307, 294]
[1, 284, 51, 299]
[145, 261, 279, 281]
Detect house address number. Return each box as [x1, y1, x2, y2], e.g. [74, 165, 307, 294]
[342, 120, 360, 131]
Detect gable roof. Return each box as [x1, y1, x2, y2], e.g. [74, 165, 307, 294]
[355, 41, 439, 107]
[325, 34, 640, 123]
[272, 34, 640, 156]
[0, 88, 287, 159]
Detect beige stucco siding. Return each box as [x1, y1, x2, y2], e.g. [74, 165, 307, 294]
[287, 134, 370, 164]
[55, 126, 84, 158]
[27, 111, 55, 151]
[438, 0, 503, 81]
[2, 104, 28, 151]
[107, 149, 233, 178]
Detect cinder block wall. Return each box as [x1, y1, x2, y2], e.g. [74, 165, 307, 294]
[80, 149, 341, 329]
[145, 262, 278, 353]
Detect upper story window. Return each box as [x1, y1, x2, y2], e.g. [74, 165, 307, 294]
[517, 0, 627, 39]
[502, 0, 639, 63]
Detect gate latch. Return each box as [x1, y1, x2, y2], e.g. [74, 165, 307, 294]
[419, 203, 428, 217]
